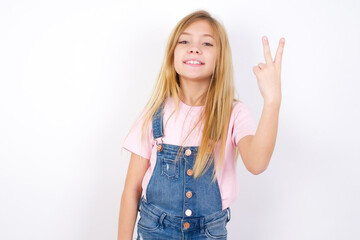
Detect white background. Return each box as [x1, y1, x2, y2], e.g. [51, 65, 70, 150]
[1, 0, 359, 239]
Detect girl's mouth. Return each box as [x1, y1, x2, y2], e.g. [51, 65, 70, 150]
[183, 60, 205, 67]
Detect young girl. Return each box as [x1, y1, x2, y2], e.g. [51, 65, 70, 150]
[118, 10, 285, 240]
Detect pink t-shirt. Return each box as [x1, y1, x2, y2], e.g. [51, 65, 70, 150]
[122, 96, 256, 210]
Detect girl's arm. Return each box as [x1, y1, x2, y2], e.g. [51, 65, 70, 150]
[118, 153, 149, 240]
[238, 101, 280, 174]
[238, 36, 285, 175]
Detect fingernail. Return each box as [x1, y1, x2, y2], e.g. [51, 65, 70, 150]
[263, 36, 267, 41]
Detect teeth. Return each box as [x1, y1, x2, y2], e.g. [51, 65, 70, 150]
[185, 60, 202, 65]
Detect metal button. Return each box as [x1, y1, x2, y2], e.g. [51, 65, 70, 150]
[187, 169, 193, 176]
[185, 209, 192, 216]
[185, 149, 192, 156]
[157, 144, 163, 152]
[186, 191, 192, 198]
[183, 222, 190, 229]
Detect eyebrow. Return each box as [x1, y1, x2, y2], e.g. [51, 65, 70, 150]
[180, 32, 215, 40]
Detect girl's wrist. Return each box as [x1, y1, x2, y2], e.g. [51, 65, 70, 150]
[263, 98, 281, 109]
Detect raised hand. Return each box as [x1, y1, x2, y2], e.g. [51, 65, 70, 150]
[253, 36, 285, 105]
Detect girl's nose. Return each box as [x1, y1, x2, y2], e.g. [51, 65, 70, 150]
[188, 45, 201, 54]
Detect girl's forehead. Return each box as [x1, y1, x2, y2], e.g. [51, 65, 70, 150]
[181, 20, 215, 36]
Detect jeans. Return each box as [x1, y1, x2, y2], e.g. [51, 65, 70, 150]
[136, 195, 231, 239]
[136, 100, 231, 239]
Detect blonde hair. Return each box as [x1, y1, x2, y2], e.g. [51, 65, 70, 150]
[134, 10, 240, 182]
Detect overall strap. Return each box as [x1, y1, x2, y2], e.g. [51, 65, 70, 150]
[152, 101, 165, 139]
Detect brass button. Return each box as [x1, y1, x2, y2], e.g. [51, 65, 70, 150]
[185, 149, 192, 156]
[183, 222, 190, 229]
[185, 209, 192, 216]
[186, 191, 192, 198]
[157, 144, 163, 152]
[187, 169, 193, 176]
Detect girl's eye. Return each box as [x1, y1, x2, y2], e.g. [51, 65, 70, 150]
[178, 40, 188, 44]
[204, 42, 213, 46]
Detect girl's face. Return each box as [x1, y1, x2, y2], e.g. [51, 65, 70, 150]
[174, 19, 218, 83]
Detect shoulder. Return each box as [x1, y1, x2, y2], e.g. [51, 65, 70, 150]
[163, 96, 175, 111]
[231, 99, 250, 116]
[232, 99, 244, 107]
[229, 99, 255, 127]
[229, 99, 256, 146]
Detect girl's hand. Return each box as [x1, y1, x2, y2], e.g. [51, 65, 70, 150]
[253, 36, 285, 105]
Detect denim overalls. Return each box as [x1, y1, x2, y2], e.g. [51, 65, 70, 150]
[136, 101, 231, 240]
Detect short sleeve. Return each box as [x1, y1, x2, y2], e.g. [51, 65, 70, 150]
[122, 109, 153, 159]
[231, 102, 257, 146]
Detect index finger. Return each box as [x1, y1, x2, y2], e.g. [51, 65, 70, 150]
[262, 36, 273, 64]
[274, 37, 285, 68]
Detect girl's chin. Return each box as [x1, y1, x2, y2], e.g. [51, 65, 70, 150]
[178, 75, 212, 82]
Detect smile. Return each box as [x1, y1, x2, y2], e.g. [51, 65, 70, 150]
[183, 60, 205, 66]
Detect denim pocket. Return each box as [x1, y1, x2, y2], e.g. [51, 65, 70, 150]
[161, 158, 179, 180]
[205, 218, 228, 239]
[137, 209, 161, 232]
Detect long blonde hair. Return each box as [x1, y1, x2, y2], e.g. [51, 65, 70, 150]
[135, 10, 240, 182]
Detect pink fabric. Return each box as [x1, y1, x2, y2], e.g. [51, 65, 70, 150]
[122, 96, 256, 210]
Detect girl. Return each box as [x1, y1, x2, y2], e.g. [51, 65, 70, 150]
[118, 10, 285, 240]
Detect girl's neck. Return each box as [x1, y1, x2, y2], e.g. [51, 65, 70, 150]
[178, 77, 210, 106]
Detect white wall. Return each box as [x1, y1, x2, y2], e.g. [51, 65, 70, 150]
[0, 0, 359, 239]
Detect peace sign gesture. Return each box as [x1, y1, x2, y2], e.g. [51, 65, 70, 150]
[253, 36, 285, 105]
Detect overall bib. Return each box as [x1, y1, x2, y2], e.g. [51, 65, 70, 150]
[136, 102, 231, 240]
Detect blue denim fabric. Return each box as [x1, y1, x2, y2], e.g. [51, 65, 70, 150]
[136, 101, 231, 239]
